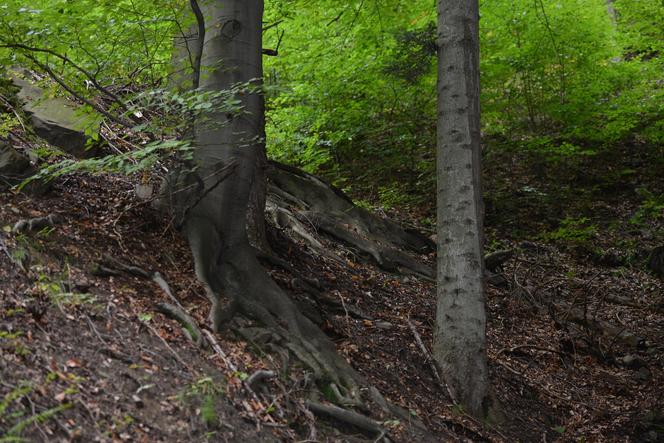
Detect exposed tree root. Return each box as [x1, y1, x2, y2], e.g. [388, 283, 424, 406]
[158, 133, 438, 432]
[184, 215, 364, 402]
[266, 162, 435, 277]
[12, 213, 62, 233]
[303, 210, 435, 279]
[155, 302, 203, 346]
[557, 303, 648, 349]
[246, 370, 276, 391]
[268, 162, 433, 253]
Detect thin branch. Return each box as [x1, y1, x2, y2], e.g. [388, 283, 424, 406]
[189, 0, 205, 89]
[262, 30, 285, 57]
[407, 319, 456, 402]
[327, 10, 345, 26]
[17, 53, 133, 128]
[262, 19, 284, 32]
[0, 42, 127, 110]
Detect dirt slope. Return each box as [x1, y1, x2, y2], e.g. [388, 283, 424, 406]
[1, 165, 663, 442]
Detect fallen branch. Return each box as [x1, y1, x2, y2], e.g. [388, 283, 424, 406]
[202, 329, 238, 372]
[498, 344, 566, 357]
[94, 254, 152, 278]
[146, 323, 191, 371]
[305, 401, 386, 439]
[407, 319, 455, 402]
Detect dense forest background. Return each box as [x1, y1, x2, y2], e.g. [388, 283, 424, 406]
[262, 0, 663, 212]
[2, 0, 662, 214]
[0, 0, 663, 441]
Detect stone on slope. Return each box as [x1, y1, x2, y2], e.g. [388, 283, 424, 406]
[12, 76, 101, 157]
[648, 245, 664, 277]
[0, 140, 33, 189]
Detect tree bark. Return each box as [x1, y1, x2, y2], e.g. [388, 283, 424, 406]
[433, 0, 489, 417]
[605, 0, 618, 26]
[167, 0, 360, 397]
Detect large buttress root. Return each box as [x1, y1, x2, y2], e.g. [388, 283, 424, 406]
[266, 162, 435, 278]
[184, 212, 362, 400]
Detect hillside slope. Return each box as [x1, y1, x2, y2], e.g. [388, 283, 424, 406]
[1, 157, 662, 441]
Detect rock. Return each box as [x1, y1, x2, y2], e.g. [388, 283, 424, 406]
[619, 354, 646, 369]
[0, 140, 42, 193]
[11, 74, 101, 158]
[135, 183, 154, 201]
[375, 321, 394, 330]
[486, 272, 509, 288]
[647, 245, 664, 277]
[0, 141, 31, 185]
[484, 249, 515, 272]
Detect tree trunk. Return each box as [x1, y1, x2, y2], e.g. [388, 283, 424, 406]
[606, 0, 618, 26]
[433, 0, 489, 417]
[168, 0, 360, 397]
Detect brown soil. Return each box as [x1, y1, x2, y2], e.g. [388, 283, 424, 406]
[1, 162, 663, 442]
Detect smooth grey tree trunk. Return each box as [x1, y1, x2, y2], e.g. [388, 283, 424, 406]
[606, 0, 618, 26]
[433, 0, 489, 417]
[169, 0, 361, 398]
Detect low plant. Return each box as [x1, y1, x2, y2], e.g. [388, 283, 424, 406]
[178, 377, 226, 429]
[0, 382, 72, 441]
[541, 217, 598, 245]
[35, 273, 97, 309]
[631, 188, 664, 225]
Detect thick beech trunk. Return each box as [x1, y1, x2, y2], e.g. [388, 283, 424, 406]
[433, 0, 489, 417]
[170, 0, 360, 397]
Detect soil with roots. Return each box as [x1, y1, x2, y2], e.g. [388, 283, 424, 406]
[0, 154, 663, 442]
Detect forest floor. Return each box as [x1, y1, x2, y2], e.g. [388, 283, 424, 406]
[1, 141, 663, 442]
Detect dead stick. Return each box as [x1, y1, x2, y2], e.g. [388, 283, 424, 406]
[305, 401, 386, 438]
[146, 324, 191, 371]
[202, 329, 238, 372]
[406, 319, 455, 402]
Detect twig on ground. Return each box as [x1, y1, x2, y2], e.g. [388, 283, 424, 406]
[85, 315, 108, 346]
[305, 401, 387, 440]
[202, 329, 238, 372]
[498, 344, 566, 357]
[406, 318, 455, 402]
[146, 323, 191, 371]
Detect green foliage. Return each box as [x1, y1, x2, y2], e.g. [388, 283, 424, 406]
[36, 273, 97, 308]
[0, 382, 72, 441]
[264, 0, 662, 198]
[541, 217, 598, 244]
[631, 188, 664, 224]
[0, 0, 186, 93]
[20, 82, 250, 186]
[23, 139, 192, 187]
[0, 0, 660, 209]
[522, 138, 597, 164]
[129, 86, 248, 135]
[264, 0, 435, 181]
[178, 377, 226, 430]
[0, 114, 19, 137]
